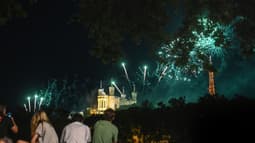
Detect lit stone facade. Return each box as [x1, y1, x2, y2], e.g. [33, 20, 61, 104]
[90, 85, 137, 114]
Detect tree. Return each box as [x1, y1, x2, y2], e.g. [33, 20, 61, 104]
[168, 96, 186, 108]
[2, 0, 254, 63]
[0, 0, 29, 25]
[141, 99, 153, 109]
[157, 101, 166, 109]
[78, 0, 174, 63]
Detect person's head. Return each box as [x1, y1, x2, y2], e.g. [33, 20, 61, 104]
[37, 110, 49, 122]
[31, 110, 50, 136]
[0, 105, 6, 122]
[0, 104, 6, 117]
[103, 108, 116, 122]
[0, 137, 13, 143]
[0, 138, 5, 143]
[71, 113, 84, 123]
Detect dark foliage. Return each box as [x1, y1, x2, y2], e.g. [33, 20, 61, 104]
[0, 0, 30, 25]
[1, 0, 254, 63]
[79, 0, 172, 63]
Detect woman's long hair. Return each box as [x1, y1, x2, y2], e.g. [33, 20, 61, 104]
[30, 110, 50, 137]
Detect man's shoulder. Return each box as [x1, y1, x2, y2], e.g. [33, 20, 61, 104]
[96, 120, 118, 130]
[84, 124, 90, 131]
[66, 121, 89, 128]
[65, 121, 79, 127]
[94, 120, 103, 126]
[112, 123, 118, 131]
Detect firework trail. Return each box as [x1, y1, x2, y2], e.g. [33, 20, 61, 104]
[158, 65, 168, 82]
[27, 97, 31, 112]
[111, 81, 123, 95]
[143, 65, 148, 85]
[23, 104, 28, 112]
[34, 94, 38, 112]
[121, 62, 130, 83]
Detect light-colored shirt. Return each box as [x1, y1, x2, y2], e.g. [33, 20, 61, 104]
[60, 121, 91, 143]
[36, 122, 59, 143]
[93, 120, 118, 143]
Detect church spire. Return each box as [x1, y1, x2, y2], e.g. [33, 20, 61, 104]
[100, 80, 102, 89]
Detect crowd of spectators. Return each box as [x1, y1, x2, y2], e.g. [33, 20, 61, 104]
[0, 104, 118, 143]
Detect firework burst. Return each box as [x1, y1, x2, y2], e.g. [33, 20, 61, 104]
[156, 15, 241, 81]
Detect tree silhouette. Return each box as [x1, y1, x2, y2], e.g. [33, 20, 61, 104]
[0, 0, 30, 25]
[157, 101, 166, 109]
[141, 99, 153, 109]
[168, 96, 186, 108]
[78, 0, 174, 63]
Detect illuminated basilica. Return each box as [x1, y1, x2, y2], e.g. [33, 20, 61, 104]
[88, 82, 137, 114]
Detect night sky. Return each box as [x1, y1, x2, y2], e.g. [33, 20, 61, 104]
[1, 0, 255, 109]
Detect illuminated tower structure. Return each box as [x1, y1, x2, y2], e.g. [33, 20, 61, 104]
[93, 81, 137, 114]
[97, 81, 108, 113]
[108, 86, 120, 109]
[208, 56, 216, 96]
[121, 87, 126, 98]
[97, 81, 120, 114]
[131, 83, 137, 104]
